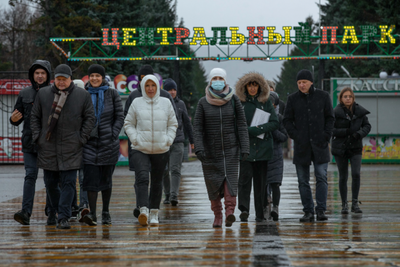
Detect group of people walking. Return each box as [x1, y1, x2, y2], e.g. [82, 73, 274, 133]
[10, 60, 370, 229]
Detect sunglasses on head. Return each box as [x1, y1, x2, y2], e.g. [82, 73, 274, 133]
[247, 81, 258, 86]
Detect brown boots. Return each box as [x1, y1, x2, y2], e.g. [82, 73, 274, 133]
[211, 196, 223, 228]
[210, 181, 236, 228]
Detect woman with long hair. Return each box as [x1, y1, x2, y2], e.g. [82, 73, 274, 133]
[332, 87, 371, 214]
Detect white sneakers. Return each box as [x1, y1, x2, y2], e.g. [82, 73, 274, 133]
[138, 207, 159, 225]
[149, 209, 159, 224]
[138, 207, 149, 226]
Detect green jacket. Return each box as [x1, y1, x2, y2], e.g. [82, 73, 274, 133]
[235, 72, 279, 161]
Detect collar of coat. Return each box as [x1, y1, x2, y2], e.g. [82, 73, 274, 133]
[334, 102, 370, 119]
[235, 72, 270, 103]
[298, 85, 316, 96]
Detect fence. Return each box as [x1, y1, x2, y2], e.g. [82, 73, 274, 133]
[0, 71, 30, 164]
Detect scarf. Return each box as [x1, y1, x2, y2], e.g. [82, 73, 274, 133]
[87, 85, 108, 126]
[205, 85, 234, 106]
[46, 86, 70, 140]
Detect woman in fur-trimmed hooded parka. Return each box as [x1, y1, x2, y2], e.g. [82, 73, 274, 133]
[193, 68, 249, 228]
[235, 72, 279, 222]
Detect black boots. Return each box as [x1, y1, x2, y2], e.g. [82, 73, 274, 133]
[163, 194, 170, 204]
[270, 205, 279, 221]
[351, 199, 362, 213]
[14, 210, 30, 225]
[341, 201, 349, 214]
[316, 211, 328, 221]
[300, 212, 314, 222]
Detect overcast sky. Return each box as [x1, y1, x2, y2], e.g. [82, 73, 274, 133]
[0, 0, 327, 88]
[175, 0, 327, 88]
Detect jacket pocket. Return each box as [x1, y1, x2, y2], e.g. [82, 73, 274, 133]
[21, 129, 33, 150]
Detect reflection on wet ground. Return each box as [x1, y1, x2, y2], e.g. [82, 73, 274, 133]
[0, 160, 399, 266]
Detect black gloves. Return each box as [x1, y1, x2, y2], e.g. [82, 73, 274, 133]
[241, 153, 249, 161]
[352, 132, 361, 140]
[248, 126, 263, 137]
[196, 151, 206, 162]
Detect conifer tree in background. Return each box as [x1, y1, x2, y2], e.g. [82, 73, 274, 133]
[276, 0, 400, 100]
[3, 0, 207, 115]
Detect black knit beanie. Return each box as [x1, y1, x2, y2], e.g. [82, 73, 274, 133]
[296, 69, 313, 83]
[138, 65, 154, 81]
[88, 64, 105, 78]
[163, 78, 177, 91]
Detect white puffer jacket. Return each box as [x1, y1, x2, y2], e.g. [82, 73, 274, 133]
[124, 75, 178, 154]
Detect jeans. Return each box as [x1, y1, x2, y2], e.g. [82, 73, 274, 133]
[22, 152, 39, 216]
[334, 154, 362, 202]
[132, 150, 169, 209]
[163, 143, 184, 197]
[78, 168, 88, 207]
[44, 169, 77, 221]
[238, 160, 268, 220]
[295, 162, 328, 213]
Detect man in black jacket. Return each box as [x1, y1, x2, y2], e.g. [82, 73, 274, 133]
[283, 69, 334, 222]
[162, 78, 194, 206]
[10, 60, 52, 226]
[123, 65, 177, 218]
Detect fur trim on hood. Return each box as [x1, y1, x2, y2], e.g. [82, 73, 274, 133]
[235, 72, 270, 103]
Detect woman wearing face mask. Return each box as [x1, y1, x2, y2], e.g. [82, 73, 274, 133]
[81, 64, 124, 226]
[193, 68, 249, 228]
[331, 87, 371, 214]
[234, 72, 279, 222]
[124, 75, 177, 226]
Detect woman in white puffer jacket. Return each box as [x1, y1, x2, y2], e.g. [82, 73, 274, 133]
[124, 75, 178, 226]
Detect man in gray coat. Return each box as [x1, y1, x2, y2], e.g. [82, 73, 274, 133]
[162, 78, 194, 206]
[31, 64, 95, 229]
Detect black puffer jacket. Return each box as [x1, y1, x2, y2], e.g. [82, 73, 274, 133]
[83, 83, 124, 165]
[331, 103, 371, 157]
[173, 96, 194, 144]
[283, 85, 335, 165]
[194, 93, 250, 200]
[10, 60, 51, 153]
[31, 83, 95, 171]
[266, 114, 288, 184]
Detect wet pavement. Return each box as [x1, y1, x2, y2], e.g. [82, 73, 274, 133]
[0, 160, 399, 266]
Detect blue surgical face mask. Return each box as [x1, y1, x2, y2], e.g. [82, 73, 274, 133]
[211, 80, 225, 91]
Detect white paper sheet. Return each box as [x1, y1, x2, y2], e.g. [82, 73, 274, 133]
[250, 108, 271, 139]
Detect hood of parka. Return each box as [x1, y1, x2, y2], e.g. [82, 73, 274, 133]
[235, 72, 270, 103]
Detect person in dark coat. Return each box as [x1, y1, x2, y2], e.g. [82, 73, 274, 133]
[123, 65, 177, 218]
[10, 60, 53, 226]
[267, 80, 286, 115]
[162, 78, 195, 206]
[194, 68, 250, 228]
[264, 91, 288, 221]
[235, 72, 279, 222]
[31, 64, 96, 229]
[331, 87, 371, 214]
[80, 64, 124, 226]
[283, 69, 334, 222]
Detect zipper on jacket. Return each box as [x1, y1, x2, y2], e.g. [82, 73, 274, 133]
[151, 101, 154, 153]
[95, 95, 99, 165]
[220, 107, 227, 178]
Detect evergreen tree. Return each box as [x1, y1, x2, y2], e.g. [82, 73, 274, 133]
[275, 16, 320, 101]
[319, 0, 400, 78]
[276, 1, 400, 101]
